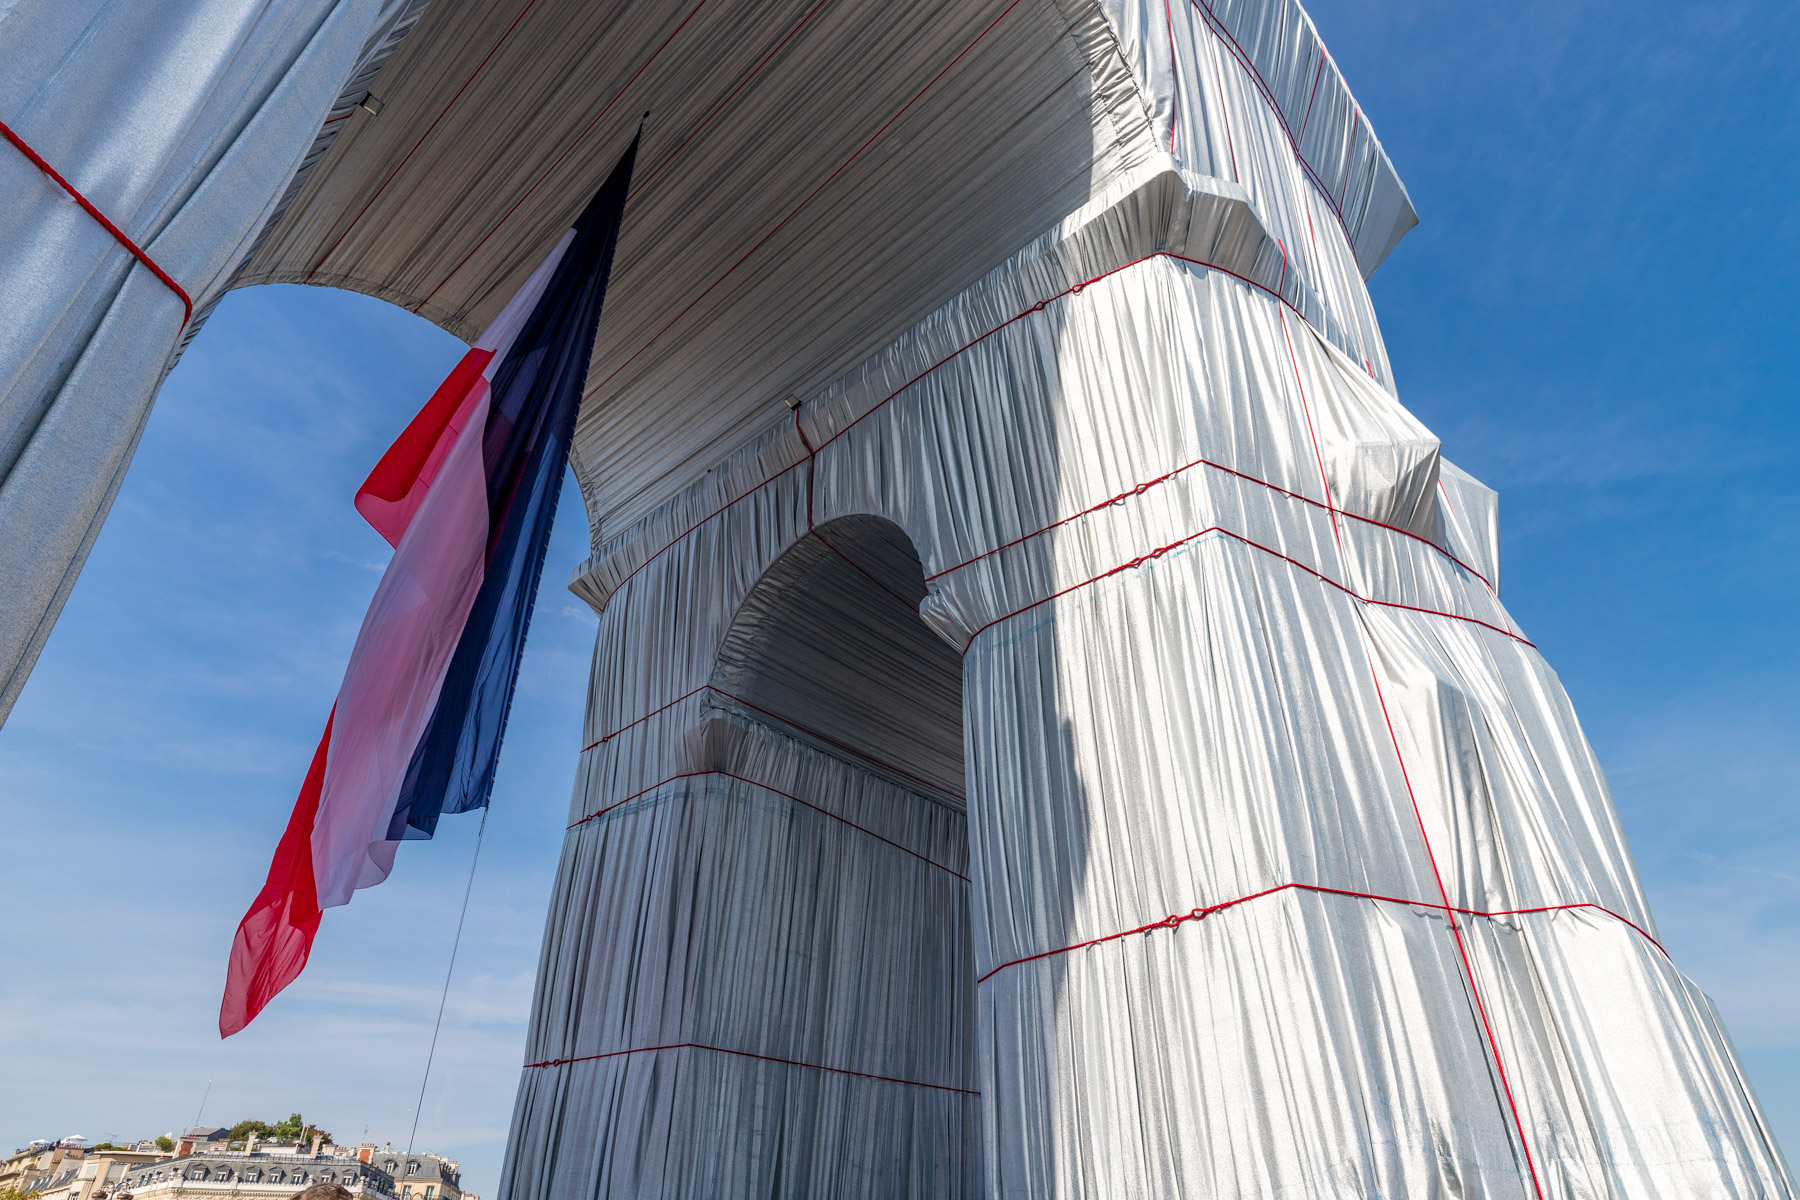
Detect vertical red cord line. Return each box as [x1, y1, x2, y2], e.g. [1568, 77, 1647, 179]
[1366, 660, 1546, 1200]
[2, 119, 192, 327]
[1296, 53, 1325, 144]
[1282, 283, 1543, 1196]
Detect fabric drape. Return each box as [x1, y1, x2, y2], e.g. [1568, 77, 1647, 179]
[0, 0, 420, 724]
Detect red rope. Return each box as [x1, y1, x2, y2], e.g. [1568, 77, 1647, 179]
[565, 766, 968, 881]
[1164, 0, 1181, 154]
[1208, 28, 1239, 184]
[925, 452, 1492, 592]
[2, 119, 192, 328]
[1364, 650, 1547, 1199]
[597, 249, 1493, 617]
[974, 881, 1667, 985]
[523, 1041, 978, 1094]
[1296, 53, 1326, 144]
[959, 523, 1531, 652]
[1280, 307, 1343, 553]
[583, 684, 713, 750]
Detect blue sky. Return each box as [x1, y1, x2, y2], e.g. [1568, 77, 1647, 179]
[2, 0, 1796, 1192]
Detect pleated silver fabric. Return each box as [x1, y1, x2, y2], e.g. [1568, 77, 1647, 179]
[513, 29, 1793, 1195]
[4, 0, 1789, 1193]
[0, 0, 419, 723]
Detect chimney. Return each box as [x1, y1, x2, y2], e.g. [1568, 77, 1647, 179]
[357, 1146, 373, 1165]
[245, 1133, 257, 1156]
[310, 1134, 322, 1158]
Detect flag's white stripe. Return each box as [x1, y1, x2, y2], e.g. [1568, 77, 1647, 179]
[309, 227, 577, 908]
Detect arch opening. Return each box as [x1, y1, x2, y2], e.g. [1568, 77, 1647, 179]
[712, 514, 965, 807]
[698, 513, 980, 1194]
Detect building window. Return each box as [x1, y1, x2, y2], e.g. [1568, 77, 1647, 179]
[406, 1165, 418, 1176]
[424, 1188, 434, 1198]
[291, 1173, 306, 1185]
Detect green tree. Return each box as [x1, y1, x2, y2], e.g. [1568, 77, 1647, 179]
[154, 1137, 174, 1153]
[224, 1115, 331, 1146]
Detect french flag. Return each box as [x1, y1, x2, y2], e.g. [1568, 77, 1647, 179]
[220, 139, 636, 1037]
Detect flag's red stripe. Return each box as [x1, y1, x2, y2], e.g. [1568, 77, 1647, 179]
[219, 709, 333, 1037]
[354, 348, 494, 546]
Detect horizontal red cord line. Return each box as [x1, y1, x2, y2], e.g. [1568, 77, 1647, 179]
[977, 880, 1667, 985]
[523, 1041, 979, 1095]
[596, 249, 1467, 619]
[566, 767, 967, 880]
[584, 684, 713, 750]
[414, 0, 717, 311]
[594, 254, 1295, 608]
[305, 0, 543, 284]
[960, 523, 1531, 651]
[923, 451, 1491, 591]
[2, 119, 192, 327]
[584, 0, 1030, 402]
[600, 457, 810, 610]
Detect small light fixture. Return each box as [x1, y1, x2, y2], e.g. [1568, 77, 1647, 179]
[782, 394, 802, 410]
[357, 91, 385, 116]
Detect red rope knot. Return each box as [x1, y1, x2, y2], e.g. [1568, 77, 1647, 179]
[1070, 282, 1084, 295]
[1030, 299, 1047, 313]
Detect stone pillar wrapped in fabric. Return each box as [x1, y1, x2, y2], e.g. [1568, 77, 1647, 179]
[507, 164, 1790, 1195]
[5, 0, 1791, 1195]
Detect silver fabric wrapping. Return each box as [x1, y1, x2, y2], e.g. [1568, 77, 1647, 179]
[514, 91, 1791, 1200]
[0, 0, 417, 723]
[3, 0, 1786, 1192]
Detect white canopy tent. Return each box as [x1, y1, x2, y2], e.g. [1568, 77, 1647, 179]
[2, 0, 1791, 1195]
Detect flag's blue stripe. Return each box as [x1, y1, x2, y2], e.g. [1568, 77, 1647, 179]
[386, 138, 637, 842]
